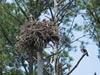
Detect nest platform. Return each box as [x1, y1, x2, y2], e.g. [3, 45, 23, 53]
[19, 21, 59, 51]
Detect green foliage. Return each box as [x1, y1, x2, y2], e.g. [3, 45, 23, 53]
[0, 0, 99, 75]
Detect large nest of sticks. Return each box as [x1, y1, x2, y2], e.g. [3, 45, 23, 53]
[19, 21, 59, 51]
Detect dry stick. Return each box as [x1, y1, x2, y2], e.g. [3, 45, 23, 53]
[67, 52, 87, 75]
[45, 0, 54, 21]
[0, 24, 28, 75]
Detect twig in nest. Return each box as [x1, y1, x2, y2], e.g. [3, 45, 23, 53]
[67, 52, 88, 75]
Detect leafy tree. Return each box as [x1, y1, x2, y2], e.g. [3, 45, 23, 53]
[0, 0, 97, 75]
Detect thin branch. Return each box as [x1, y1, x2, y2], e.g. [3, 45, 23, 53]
[0, 24, 13, 46]
[0, 24, 29, 75]
[45, 16, 52, 21]
[93, 8, 100, 24]
[50, 57, 54, 67]
[67, 13, 77, 36]
[1, 5, 23, 24]
[57, 0, 65, 6]
[44, 50, 62, 61]
[58, 11, 73, 25]
[45, 0, 54, 21]
[57, 0, 73, 19]
[67, 52, 88, 75]
[71, 34, 88, 44]
[60, 67, 68, 72]
[43, 67, 51, 75]
[83, 0, 99, 24]
[21, 56, 29, 75]
[61, 0, 73, 11]
[15, 0, 29, 21]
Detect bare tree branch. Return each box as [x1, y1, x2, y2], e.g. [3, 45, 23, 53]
[44, 50, 62, 61]
[57, 0, 65, 6]
[71, 34, 89, 44]
[57, 0, 73, 20]
[67, 52, 88, 75]
[45, 0, 54, 21]
[61, 0, 73, 11]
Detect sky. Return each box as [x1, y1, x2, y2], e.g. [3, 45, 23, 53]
[70, 32, 100, 75]
[40, 13, 100, 75]
[69, 15, 100, 75]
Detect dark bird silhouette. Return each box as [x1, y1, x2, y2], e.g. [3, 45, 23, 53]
[81, 48, 89, 56]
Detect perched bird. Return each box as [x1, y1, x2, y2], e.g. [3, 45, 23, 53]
[81, 48, 89, 56]
[94, 72, 97, 75]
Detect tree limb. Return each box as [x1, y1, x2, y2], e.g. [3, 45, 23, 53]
[67, 13, 77, 36]
[0, 24, 29, 75]
[57, 0, 65, 6]
[0, 24, 13, 46]
[44, 50, 62, 61]
[45, 0, 54, 21]
[15, 0, 29, 21]
[67, 52, 88, 75]
[61, 0, 73, 11]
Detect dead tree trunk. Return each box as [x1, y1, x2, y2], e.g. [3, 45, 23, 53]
[37, 51, 43, 75]
[54, 0, 59, 75]
[53, 42, 59, 75]
[29, 50, 33, 75]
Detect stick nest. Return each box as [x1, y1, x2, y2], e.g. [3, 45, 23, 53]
[19, 21, 59, 51]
